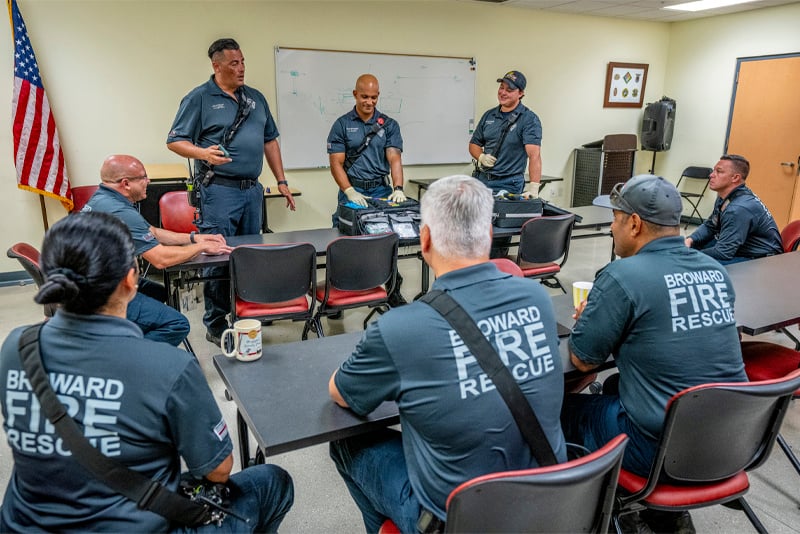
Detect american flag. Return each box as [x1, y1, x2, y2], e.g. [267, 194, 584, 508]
[8, 0, 72, 210]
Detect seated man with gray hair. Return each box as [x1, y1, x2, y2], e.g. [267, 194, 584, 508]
[328, 174, 566, 533]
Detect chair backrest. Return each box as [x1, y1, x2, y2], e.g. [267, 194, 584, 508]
[646, 369, 800, 489]
[780, 219, 800, 252]
[445, 434, 629, 533]
[676, 166, 712, 193]
[158, 191, 198, 233]
[70, 185, 99, 212]
[229, 243, 317, 306]
[325, 233, 399, 292]
[490, 258, 525, 277]
[7, 243, 56, 317]
[517, 214, 575, 266]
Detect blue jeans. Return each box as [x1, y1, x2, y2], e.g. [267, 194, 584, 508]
[178, 465, 293, 533]
[332, 183, 393, 227]
[561, 393, 658, 477]
[330, 429, 422, 534]
[198, 181, 264, 336]
[127, 291, 190, 346]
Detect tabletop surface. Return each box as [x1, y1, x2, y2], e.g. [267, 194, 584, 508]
[726, 250, 800, 335]
[214, 293, 579, 458]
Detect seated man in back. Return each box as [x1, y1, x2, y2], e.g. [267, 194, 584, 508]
[563, 175, 747, 533]
[328, 175, 566, 533]
[685, 154, 782, 264]
[83, 154, 232, 346]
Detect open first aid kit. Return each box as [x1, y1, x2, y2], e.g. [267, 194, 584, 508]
[492, 193, 543, 227]
[336, 198, 421, 243]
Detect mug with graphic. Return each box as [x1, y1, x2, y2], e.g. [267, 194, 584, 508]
[221, 319, 263, 362]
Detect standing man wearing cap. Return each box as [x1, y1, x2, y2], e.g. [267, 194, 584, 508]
[469, 70, 542, 198]
[470, 70, 542, 257]
[562, 175, 746, 533]
[167, 38, 296, 345]
[685, 154, 782, 264]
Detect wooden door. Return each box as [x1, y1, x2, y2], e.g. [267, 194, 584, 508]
[727, 55, 800, 229]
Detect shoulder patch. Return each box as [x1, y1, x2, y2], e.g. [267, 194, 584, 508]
[213, 418, 229, 441]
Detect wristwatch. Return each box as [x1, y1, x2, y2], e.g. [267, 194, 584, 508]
[189, 231, 196, 244]
[394, 185, 404, 191]
[277, 180, 288, 186]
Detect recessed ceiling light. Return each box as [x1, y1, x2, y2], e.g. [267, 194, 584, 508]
[664, 0, 758, 12]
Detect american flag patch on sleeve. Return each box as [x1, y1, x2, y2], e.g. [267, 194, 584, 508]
[214, 419, 229, 441]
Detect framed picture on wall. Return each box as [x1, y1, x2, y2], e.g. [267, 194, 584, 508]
[604, 62, 649, 108]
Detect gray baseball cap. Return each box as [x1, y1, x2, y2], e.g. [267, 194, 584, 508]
[593, 174, 682, 226]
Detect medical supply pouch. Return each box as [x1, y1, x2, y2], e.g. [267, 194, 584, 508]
[493, 194, 543, 227]
[337, 198, 421, 244]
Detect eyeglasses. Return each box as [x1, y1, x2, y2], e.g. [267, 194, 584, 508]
[609, 182, 635, 214]
[115, 175, 149, 184]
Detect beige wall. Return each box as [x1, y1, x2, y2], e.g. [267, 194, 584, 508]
[660, 2, 800, 217]
[0, 0, 794, 274]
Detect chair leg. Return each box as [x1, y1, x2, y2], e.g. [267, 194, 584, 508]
[777, 433, 800, 476]
[182, 338, 196, 357]
[737, 497, 768, 534]
[779, 327, 800, 350]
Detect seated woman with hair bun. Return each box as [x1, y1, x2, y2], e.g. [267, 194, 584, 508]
[0, 212, 293, 532]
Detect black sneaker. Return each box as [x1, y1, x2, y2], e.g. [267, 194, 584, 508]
[641, 510, 695, 534]
[205, 331, 221, 345]
[616, 512, 655, 534]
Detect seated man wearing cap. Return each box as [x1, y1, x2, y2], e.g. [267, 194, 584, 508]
[685, 154, 782, 264]
[562, 175, 747, 533]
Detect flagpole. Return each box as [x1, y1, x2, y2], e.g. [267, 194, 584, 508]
[38, 196, 49, 230]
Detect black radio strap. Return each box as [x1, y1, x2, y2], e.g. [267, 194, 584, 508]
[492, 108, 521, 158]
[17, 324, 210, 526]
[420, 290, 558, 467]
[344, 113, 388, 174]
[195, 86, 255, 183]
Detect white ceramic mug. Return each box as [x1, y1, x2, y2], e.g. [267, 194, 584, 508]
[572, 281, 594, 309]
[221, 319, 263, 362]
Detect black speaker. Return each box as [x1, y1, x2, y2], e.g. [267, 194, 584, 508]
[641, 97, 676, 152]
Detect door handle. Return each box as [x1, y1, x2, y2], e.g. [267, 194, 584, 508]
[781, 162, 796, 167]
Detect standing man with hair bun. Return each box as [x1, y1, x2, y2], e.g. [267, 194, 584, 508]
[167, 38, 296, 345]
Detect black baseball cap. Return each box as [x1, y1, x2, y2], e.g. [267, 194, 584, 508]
[497, 70, 526, 91]
[593, 174, 682, 226]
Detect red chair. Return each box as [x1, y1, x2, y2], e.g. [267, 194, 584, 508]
[380, 434, 629, 534]
[69, 185, 99, 212]
[740, 341, 800, 477]
[490, 257, 524, 277]
[158, 190, 198, 233]
[312, 233, 399, 335]
[229, 243, 319, 340]
[513, 214, 575, 293]
[780, 219, 800, 252]
[613, 369, 800, 534]
[7, 243, 57, 317]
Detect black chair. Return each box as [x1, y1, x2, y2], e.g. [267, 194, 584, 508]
[513, 214, 575, 293]
[675, 166, 712, 229]
[7, 242, 57, 317]
[740, 341, 800, 478]
[229, 243, 320, 340]
[613, 369, 800, 534]
[380, 434, 629, 534]
[312, 233, 399, 335]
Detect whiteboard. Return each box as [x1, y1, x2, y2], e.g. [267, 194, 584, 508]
[275, 47, 476, 169]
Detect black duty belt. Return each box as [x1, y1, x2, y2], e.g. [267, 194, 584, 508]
[472, 169, 522, 182]
[211, 176, 259, 190]
[349, 176, 388, 190]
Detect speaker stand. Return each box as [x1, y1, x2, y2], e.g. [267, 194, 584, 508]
[648, 151, 658, 174]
